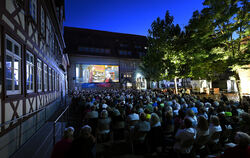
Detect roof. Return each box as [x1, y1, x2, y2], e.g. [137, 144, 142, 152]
[64, 26, 148, 58]
[64, 26, 147, 39]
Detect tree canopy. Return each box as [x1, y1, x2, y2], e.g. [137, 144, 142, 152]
[141, 0, 249, 86]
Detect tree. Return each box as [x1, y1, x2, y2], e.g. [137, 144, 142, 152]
[185, 0, 249, 102]
[138, 46, 164, 89]
[142, 11, 188, 92]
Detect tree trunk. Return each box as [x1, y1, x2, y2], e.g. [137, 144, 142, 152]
[174, 77, 178, 94]
[234, 72, 242, 104]
[157, 81, 160, 89]
[146, 78, 151, 89]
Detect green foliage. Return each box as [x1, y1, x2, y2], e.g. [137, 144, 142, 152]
[141, 0, 249, 85]
[184, 0, 249, 80]
[140, 11, 187, 82]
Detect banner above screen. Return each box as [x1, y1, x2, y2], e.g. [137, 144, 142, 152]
[75, 64, 119, 83]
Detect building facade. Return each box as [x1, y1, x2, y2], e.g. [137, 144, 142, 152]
[64, 27, 147, 90]
[0, 0, 69, 157]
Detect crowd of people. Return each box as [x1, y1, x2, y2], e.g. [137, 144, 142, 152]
[51, 88, 250, 158]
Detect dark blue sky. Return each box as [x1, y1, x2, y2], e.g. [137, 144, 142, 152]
[64, 0, 204, 36]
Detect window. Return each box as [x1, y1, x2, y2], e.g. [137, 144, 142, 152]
[135, 45, 142, 49]
[139, 52, 145, 57]
[104, 49, 111, 54]
[55, 72, 57, 91]
[29, 0, 37, 22]
[48, 67, 51, 91]
[54, 40, 59, 57]
[46, 17, 53, 58]
[57, 74, 59, 91]
[56, 7, 60, 20]
[51, 33, 54, 56]
[44, 64, 48, 91]
[46, 17, 51, 44]
[37, 59, 42, 92]
[15, 0, 25, 8]
[120, 43, 128, 48]
[52, 69, 55, 91]
[119, 50, 132, 56]
[5, 35, 22, 95]
[41, 7, 45, 35]
[26, 51, 34, 93]
[119, 50, 126, 55]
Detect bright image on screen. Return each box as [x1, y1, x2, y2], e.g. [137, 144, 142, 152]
[76, 64, 119, 83]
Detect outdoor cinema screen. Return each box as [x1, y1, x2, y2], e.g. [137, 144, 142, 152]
[75, 64, 119, 83]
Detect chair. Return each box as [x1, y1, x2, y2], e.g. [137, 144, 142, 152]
[97, 119, 111, 143]
[195, 135, 209, 149]
[194, 135, 210, 158]
[132, 130, 149, 154]
[181, 138, 195, 150]
[208, 132, 221, 154]
[220, 127, 233, 146]
[127, 120, 138, 127]
[162, 133, 174, 154]
[209, 132, 221, 144]
[112, 121, 125, 141]
[86, 118, 98, 136]
[175, 138, 195, 158]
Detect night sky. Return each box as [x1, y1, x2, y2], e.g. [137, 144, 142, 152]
[64, 0, 204, 36]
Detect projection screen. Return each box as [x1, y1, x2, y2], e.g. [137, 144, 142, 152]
[75, 64, 119, 83]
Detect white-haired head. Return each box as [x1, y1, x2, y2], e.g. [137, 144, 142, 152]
[235, 132, 250, 147]
[64, 126, 75, 139]
[81, 125, 92, 134]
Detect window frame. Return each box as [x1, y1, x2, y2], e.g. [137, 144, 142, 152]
[40, 6, 45, 36]
[26, 51, 35, 93]
[5, 35, 22, 95]
[52, 69, 55, 91]
[29, 0, 37, 22]
[37, 59, 43, 92]
[48, 67, 52, 91]
[44, 64, 48, 92]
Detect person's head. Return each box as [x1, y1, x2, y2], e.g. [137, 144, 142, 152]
[165, 111, 173, 120]
[187, 109, 195, 117]
[113, 109, 120, 116]
[234, 132, 250, 147]
[80, 125, 92, 136]
[90, 105, 96, 111]
[63, 126, 75, 140]
[150, 113, 160, 125]
[100, 110, 108, 118]
[210, 115, 220, 126]
[140, 112, 147, 121]
[241, 112, 250, 123]
[106, 72, 111, 79]
[197, 116, 208, 131]
[199, 107, 206, 114]
[184, 118, 193, 128]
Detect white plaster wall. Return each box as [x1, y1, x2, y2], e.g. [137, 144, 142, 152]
[6, 0, 15, 14]
[5, 101, 23, 124]
[239, 66, 250, 94]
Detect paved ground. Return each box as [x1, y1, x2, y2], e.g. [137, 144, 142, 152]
[10, 122, 65, 158]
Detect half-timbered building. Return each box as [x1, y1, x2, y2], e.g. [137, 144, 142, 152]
[0, 0, 69, 157]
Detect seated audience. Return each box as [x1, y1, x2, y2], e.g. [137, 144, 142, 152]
[51, 127, 75, 158]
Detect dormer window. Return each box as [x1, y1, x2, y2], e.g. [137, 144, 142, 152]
[41, 7, 45, 35]
[29, 0, 37, 22]
[120, 43, 128, 48]
[15, 0, 25, 8]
